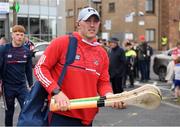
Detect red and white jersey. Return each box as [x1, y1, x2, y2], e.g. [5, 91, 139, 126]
[172, 47, 180, 60]
[34, 32, 112, 125]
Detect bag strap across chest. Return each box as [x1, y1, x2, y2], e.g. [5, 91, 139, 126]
[57, 35, 77, 85]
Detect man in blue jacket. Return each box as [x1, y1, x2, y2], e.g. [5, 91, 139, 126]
[0, 25, 33, 126]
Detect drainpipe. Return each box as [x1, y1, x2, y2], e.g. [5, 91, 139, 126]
[158, 0, 161, 50]
[74, 0, 76, 31]
[12, 1, 17, 25]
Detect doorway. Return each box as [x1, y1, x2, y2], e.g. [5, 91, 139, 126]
[0, 20, 5, 38]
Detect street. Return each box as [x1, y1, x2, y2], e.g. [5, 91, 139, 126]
[94, 81, 180, 126]
[94, 102, 180, 126]
[0, 71, 180, 126]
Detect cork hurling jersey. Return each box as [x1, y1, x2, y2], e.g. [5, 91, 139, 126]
[34, 32, 113, 125]
[3, 43, 33, 86]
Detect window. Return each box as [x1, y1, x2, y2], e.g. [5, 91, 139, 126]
[66, 9, 74, 17]
[145, 29, 155, 42]
[108, 2, 115, 13]
[18, 17, 28, 32]
[49, 18, 56, 36]
[125, 32, 134, 40]
[30, 17, 40, 35]
[0, 21, 5, 38]
[40, 18, 49, 34]
[145, 0, 155, 13]
[29, 0, 40, 5]
[18, 0, 28, 4]
[49, 0, 57, 6]
[40, 0, 48, 5]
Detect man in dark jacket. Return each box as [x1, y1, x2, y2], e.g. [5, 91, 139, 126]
[108, 37, 126, 93]
[137, 35, 153, 82]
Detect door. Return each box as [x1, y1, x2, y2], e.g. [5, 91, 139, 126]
[0, 20, 5, 38]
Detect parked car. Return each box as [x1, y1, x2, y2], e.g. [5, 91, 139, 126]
[32, 42, 50, 67]
[152, 49, 174, 81]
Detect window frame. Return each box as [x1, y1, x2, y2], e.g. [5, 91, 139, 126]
[108, 2, 115, 13]
[145, 0, 155, 14]
[145, 29, 155, 42]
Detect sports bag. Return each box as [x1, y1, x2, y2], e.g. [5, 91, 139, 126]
[17, 35, 77, 126]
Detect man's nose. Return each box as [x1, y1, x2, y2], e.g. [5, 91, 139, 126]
[90, 21, 96, 26]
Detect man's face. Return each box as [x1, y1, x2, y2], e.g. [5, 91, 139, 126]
[78, 15, 100, 41]
[109, 42, 117, 48]
[12, 31, 25, 47]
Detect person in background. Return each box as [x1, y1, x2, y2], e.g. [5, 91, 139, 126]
[131, 40, 139, 79]
[97, 38, 110, 52]
[108, 37, 126, 93]
[145, 41, 153, 80]
[0, 37, 7, 45]
[173, 56, 180, 100]
[161, 34, 168, 51]
[124, 41, 137, 88]
[0, 37, 8, 108]
[137, 35, 153, 82]
[24, 36, 35, 52]
[0, 25, 33, 126]
[34, 7, 126, 126]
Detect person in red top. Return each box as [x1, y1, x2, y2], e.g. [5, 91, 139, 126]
[172, 41, 180, 60]
[165, 42, 180, 89]
[34, 7, 126, 126]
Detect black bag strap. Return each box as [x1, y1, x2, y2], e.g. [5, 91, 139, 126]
[57, 35, 77, 85]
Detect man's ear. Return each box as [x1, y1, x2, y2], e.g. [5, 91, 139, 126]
[75, 23, 80, 31]
[77, 22, 80, 26]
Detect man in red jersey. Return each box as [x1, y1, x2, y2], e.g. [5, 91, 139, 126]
[34, 7, 126, 126]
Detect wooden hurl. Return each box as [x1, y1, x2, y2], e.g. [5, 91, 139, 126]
[50, 84, 162, 111]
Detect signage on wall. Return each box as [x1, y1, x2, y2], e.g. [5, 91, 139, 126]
[125, 14, 133, 22]
[10, 2, 20, 13]
[139, 20, 145, 26]
[102, 32, 109, 41]
[125, 33, 134, 40]
[104, 20, 112, 30]
[0, 2, 9, 14]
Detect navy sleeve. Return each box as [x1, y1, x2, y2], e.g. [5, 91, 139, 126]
[25, 49, 33, 87]
[150, 46, 153, 56]
[0, 45, 6, 80]
[120, 48, 126, 62]
[119, 48, 126, 75]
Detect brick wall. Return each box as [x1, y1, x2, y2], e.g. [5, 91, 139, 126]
[168, 0, 180, 48]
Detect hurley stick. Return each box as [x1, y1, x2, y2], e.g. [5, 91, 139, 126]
[50, 85, 162, 111]
[63, 84, 161, 103]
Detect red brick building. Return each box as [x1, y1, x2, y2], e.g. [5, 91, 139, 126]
[65, 0, 180, 50]
[162, 0, 180, 48]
